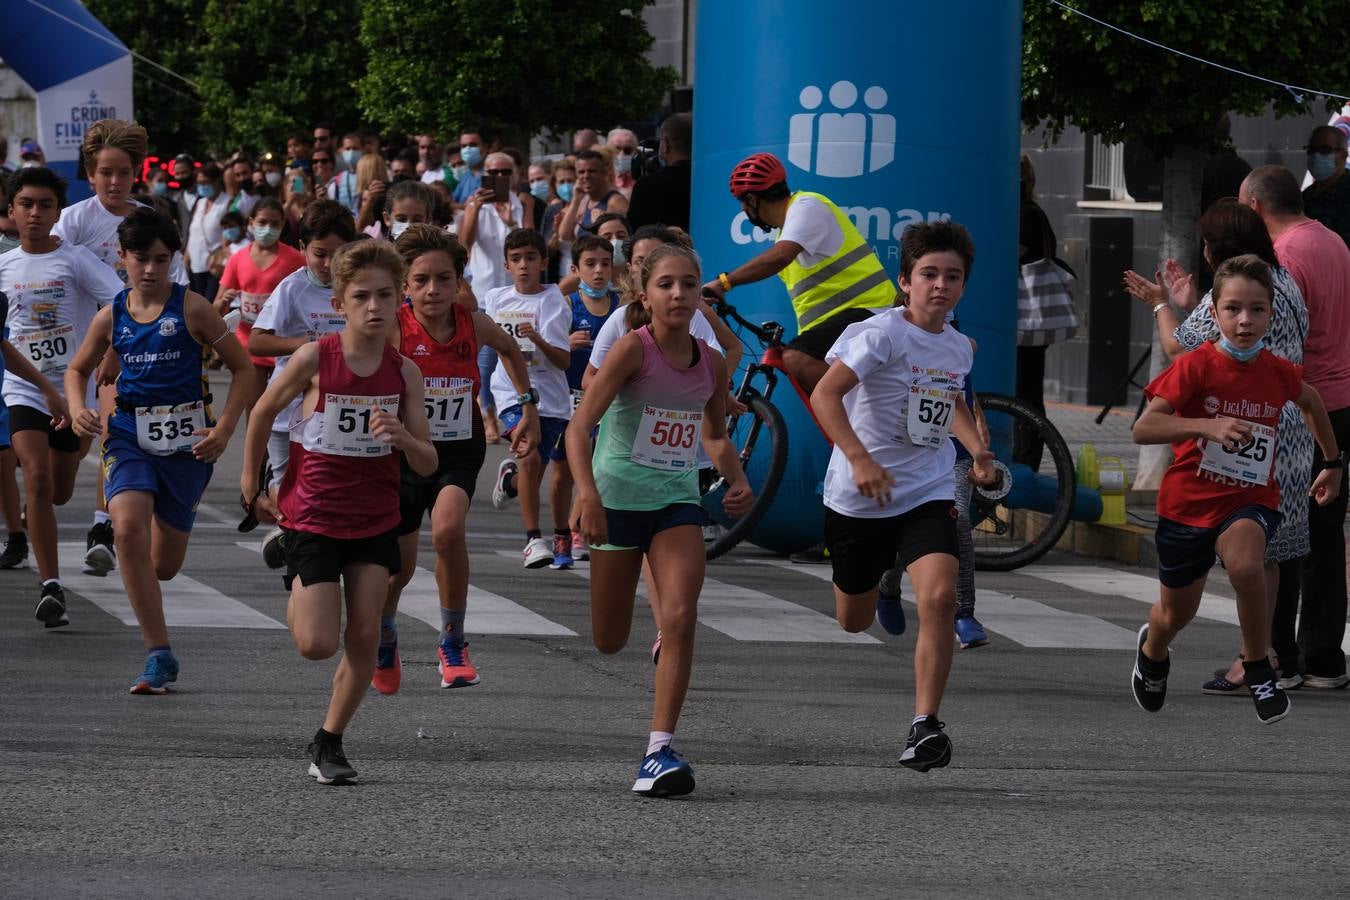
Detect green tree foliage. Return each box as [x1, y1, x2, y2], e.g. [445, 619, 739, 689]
[83, 0, 207, 155]
[356, 0, 677, 144]
[195, 0, 363, 156]
[1022, 1, 1350, 152]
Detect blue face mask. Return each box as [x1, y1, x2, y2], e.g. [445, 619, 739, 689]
[556, 182, 574, 202]
[1218, 335, 1263, 362]
[304, 266, 331, 290]
[529, 179, 550, 201]
[460, 145, 483, 168]
[341, 149, 361, 168]
[1310, 152, 1338, 182]
[223, 227, 243, 243]
[150, 181, 169, 197]
[578, 280, 609, 300]
[196, 184, 217, 199]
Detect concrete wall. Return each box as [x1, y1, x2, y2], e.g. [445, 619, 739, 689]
[0, 60, 38, 170]
[1025, 107, 1328, 410]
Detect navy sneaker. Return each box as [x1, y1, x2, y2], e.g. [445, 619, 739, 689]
[129, 650, 179, 695]
[954, 614, 989, 649]
[875, 568, 906, 635]
[1244, 661, 1291, 725]
[632, 746, 695, 797]
[899, 716, 952, 772]
[307, 739, 357, 785]
[1131, 624, 1169, 713]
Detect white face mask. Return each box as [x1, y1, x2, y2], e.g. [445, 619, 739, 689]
[389, 220, 410, 240]
[265, 171, 282, 188]
[614, 153, 633, 175]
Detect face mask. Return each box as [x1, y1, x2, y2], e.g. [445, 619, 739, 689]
[341, 149, 361, 167]
[529, 179, 550, 201]
[611, 238, 626, 266]
[389, 220, 410, 240]
[744, 198, 772, 232]
[579, 280, 608, 300]
[223, 227, 243, 243]
[614, 153, 633, 175]
[460, 145, 483, 168]
[304, 265, 330, 289]
[290, 176, 307, 195]
[150, 182, 169, 197]
[1310, 152, 1338, 181]
[20, 161, 38, 169]
[557, 182, 574, 202]
[251, 224, 280, 246]
[1218, 334, 1263, 362]
[196, 184, 217, 199]
[265, 171, 282, 188]
[451, 164, 470, 182]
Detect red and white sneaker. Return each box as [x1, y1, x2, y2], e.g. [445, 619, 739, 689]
[438, 640, 480, 688]
[572, 533, 590, 562]
[372, 640, 401, 695]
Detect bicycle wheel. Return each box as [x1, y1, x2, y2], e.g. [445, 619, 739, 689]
[970, 392, 1075, 571]
[701, 392, 789, 560]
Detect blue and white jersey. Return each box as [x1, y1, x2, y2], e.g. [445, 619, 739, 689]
[109, 283, 211, 442]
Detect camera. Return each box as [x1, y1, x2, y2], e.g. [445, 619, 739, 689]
[630, 138, 663, 180]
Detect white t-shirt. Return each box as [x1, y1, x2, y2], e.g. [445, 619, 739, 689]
[0, 242, 123, 412]
[53, 197, 189, 286]
[421, 166, 449, 185]
[186, 195, 227, 274]
[822, 308, 973, 518]
[253, 266, 345, 432]
[463, 195, 525, 291]
[589, 306, 723, 369]
[485, 284, 571, 419]
[778, 194, 845, 269]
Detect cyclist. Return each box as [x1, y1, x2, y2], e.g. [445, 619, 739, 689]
[700, 152, 893, 396]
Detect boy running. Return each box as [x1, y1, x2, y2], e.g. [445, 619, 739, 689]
[0, 166, 123, 625]
[249, 200, 356, 566]
[242, 240, 436, 784]
[811, 220, 995, 773]
[374, 225, 539, 694]
[549, 234, 621, 567]
[486, 229, 574, 568]
[1131, 254, 1341, 725]
[65, 208, 252, 692]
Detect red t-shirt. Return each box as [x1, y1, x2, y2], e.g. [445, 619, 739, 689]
[220, 243, 304, 366]
[1145, 341, 1303, 528]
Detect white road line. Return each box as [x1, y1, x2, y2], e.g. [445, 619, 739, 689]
[1026, 564, 1350, 654]
[237, 542, 574, 636]
[755, 559, 1137, 649]
[59, 542, 284, 629]
[543, 553, 879, 645]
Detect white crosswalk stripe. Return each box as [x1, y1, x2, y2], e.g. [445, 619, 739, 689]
[545, 553, 879, 645]
[755, 560, 1138, 649]
[58, 543, 284, 630]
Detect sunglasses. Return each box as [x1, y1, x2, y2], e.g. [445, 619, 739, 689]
[1306, 145, 1341, 155]
[485, 168, 513, 176]
[312, 157, 333, 164]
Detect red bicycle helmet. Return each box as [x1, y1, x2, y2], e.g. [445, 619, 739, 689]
[728, 152, 787, 198]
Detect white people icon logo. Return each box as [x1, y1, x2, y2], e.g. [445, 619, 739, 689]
[788, 80, 896, 178]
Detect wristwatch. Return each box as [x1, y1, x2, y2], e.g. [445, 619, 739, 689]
[1320, 452, 1346, 470]
[516, 387, 539, 407]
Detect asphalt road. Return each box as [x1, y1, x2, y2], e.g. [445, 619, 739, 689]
[3, 397, 1349, 898]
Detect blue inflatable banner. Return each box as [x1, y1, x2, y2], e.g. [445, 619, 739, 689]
[691, 0, 1023, 554]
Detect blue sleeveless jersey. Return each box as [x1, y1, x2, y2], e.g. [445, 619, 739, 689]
[565, 289, 619, 389]
[109, 283, 210, 439]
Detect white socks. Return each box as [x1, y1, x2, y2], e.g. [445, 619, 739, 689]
[646, 731, 674, 756]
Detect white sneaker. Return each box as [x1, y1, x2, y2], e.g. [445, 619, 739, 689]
[571, 533, 589, 562]
[1302, 673, 1350, 690]
[492, 459, 518, 511]
[522, 537, 552, 569]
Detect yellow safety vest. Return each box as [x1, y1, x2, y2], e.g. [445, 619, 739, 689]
[777, 191, 894, 332]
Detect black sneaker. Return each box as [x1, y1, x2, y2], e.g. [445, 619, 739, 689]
[1244, 660, 1292, 725]
[34, 581, 69, 628]
[82, 521, 116, 576]
[899, 716, 951, 772]
[0, 532, 29, 569]
[1131, 624, 1169, 713]
[789, 542, 830, 564]
[307, 739, 358, 785]
[261, 528, 287, 570]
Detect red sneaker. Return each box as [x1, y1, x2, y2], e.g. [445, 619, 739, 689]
[372, 641, 401, 695]
[438, 640, 480, 688]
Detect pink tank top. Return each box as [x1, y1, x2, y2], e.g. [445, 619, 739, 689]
[278, 333, 405, 538]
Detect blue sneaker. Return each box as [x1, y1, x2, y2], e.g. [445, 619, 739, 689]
[130, 650, 179, 695]
[875, 568, 906, 635]
[632, 745, 695, 797]
[549, 533, 573, 570]
[954, 614, 989, 649]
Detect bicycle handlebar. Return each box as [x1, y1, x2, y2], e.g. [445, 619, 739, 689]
[702, 292, 785, 347]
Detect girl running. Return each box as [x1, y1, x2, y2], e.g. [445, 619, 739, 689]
[373, 224, 540, 694]
[566, 242, 753, 797]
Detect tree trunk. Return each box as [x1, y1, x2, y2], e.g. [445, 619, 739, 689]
[1133, 145, 1205, 490]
